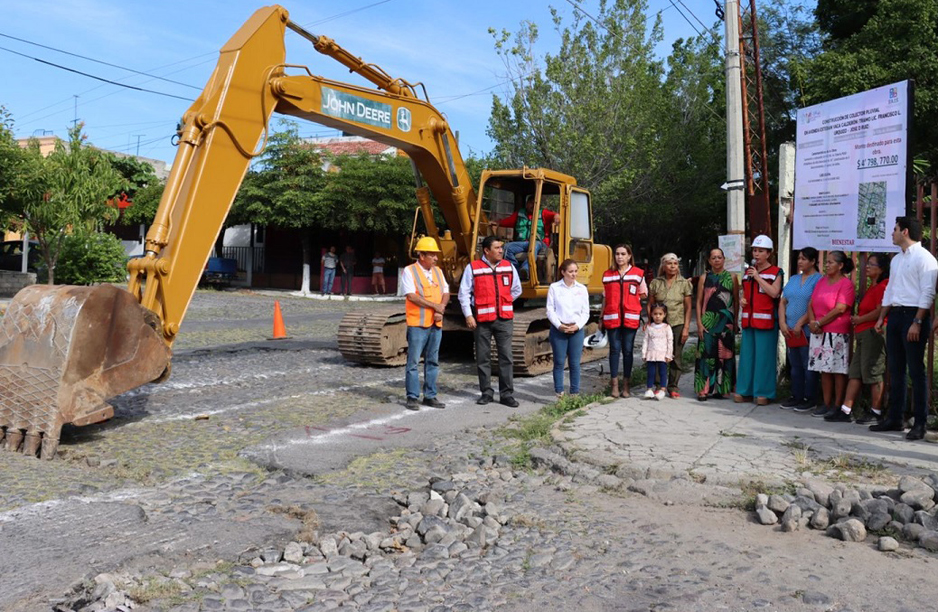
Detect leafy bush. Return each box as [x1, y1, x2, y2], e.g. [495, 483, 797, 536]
[56, 231, 128, 285]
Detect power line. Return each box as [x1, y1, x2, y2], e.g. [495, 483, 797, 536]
[672, 0, 726, 52]
[300, 0, 395, 28]
[0, 46, 192, 102]
[0, 31, 201, 91]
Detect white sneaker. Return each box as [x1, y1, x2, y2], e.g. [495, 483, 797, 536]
[643, 389, 655, 399]
[654, 389, 666, 401]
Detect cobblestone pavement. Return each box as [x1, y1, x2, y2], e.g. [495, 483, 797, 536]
[2, 290, 938, 611]
[555, 373, 938, 486]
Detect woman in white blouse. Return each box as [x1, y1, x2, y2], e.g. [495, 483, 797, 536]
[546, 258, 591, 396]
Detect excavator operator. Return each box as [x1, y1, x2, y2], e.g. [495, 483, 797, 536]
[492, 195, 560, 278]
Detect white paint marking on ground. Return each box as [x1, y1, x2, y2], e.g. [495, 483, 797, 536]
[253, 395, 473, 452]
[121, 361, 337, 396]
[0, 471, 204, 524]
[140, 376, 402, 424]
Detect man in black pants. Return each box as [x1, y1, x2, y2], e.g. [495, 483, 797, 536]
[871, 217, 938, 440]
[458, 236, 523, 407]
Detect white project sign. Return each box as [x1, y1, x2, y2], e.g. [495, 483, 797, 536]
[793, 80, 910, 251]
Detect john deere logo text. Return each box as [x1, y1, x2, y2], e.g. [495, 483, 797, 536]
[321, 86, 392, 129]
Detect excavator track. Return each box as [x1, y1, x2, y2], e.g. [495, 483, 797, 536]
[337, 308, 408, 366]
[507, 310, 607, 377]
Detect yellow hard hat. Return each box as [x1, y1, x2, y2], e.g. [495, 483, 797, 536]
[414, 236, 441, 253]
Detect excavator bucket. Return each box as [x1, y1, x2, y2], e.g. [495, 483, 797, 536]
[0, 284, 171, 459]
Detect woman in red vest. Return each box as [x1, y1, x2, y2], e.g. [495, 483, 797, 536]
[601, 244, 647, 397]
[735, 234, 783, 405]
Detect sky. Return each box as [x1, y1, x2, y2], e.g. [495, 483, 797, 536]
[0, 0, 717, 168]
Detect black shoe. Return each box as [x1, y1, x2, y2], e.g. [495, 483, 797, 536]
[870, 419, 904, 432]
[500, 397, 520, 408]
[854, 412, 882, 425]
[781, 397, 801, 408]
[811, 404, 830, 418]
[405, 397, 420, 411]
[696, 395, 708, 402]
[906, 425, 926, 440]
[710, 393, 724, 400]
[422, 397, 446, 409]
[793, 400, 814, 413]
[476, 395, 494, 406]
[824, 409, 852, 422]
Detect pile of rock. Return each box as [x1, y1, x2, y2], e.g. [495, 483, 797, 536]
[53, 459, 525, 611]
[753, 474, 938, 552]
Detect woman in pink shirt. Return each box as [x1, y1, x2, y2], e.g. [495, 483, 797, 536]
[807, 251, 855, 418]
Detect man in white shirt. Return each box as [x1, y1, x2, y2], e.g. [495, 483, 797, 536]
[458, 236, 522, 406]
[401, 237, 450, 410]
[872, 217, 938, 440]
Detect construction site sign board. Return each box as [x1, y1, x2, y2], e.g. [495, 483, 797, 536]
[793, 80, 910, 251]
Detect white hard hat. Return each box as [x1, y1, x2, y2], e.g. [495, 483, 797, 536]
[752, 234, 774, 250]
[584, 329, 608, 349]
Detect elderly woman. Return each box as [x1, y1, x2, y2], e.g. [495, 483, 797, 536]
[735, 235, 783, 405]
[833, 253, 889, 423]
[807, 251, 856, 419]
[648, 253, 692, 397]
[695, 248, 739, 400]
[778, 247, 822, 411]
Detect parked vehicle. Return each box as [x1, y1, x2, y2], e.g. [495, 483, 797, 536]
[0, 240, 41, 273]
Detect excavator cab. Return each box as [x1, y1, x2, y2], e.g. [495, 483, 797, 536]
[473, 168, 604, 296]
[0, 5, 612, 459]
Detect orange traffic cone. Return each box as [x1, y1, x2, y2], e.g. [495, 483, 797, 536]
[270, 301, 289, 340]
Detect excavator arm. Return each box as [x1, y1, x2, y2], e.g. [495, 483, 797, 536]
[0, 4, 479, 458]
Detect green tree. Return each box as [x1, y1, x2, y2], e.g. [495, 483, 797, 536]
[803, 0, 938, 173]
[487, 1, 734, 261]
[0, 106, 23, 229]
[7, 124, 123, 284]
[313, 153, 417, 234]
[232, 120, 325, 293]
[487, 0, 665, 193]
[120, 179, 165, 226]
[103, 153, 159, 200]
[55, 229, 128, 285]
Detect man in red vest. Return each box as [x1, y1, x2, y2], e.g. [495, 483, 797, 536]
[458, 236, 523, 406]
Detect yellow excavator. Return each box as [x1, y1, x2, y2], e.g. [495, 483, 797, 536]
[0, 5, 611, 459]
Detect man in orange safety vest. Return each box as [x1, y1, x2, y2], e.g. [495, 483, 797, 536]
[401, 237, 450, 410]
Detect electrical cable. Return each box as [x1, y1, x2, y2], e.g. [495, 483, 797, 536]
[300, 0, 395, 28]
[0, 46, 192, 102]
[0, 31, 201, 90]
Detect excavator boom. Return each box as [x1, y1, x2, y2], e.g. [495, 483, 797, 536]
[0, 5, 609, 458]
[0, 5, 486, 458]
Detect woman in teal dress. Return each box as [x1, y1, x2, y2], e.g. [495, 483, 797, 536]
[694, 248, 739, 400]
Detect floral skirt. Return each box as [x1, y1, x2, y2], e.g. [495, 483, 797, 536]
[808, 332, 849, 374]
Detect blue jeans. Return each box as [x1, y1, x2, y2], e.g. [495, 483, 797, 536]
[647, 361, 667, 389]
[321, 267, 336, 294]
[504, 240, 545, 273]
[787, 342, 817, 403]
[885, 308, 930, 426]
[607, 326, 637, 379]
[406, 325, 441, 400]
[550, 326, 585, 393]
